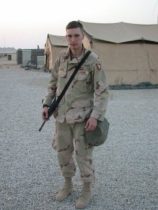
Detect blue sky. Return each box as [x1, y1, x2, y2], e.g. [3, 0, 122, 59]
[0, 0, 158, 49]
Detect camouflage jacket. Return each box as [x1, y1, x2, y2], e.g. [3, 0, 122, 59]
[43, 48, 109, 123]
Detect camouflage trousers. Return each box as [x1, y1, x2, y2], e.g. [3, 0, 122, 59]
[53, 121, 95, 183]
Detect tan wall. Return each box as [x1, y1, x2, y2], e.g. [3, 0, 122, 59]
[45, 39, 53, 70]
[51, 46, 67, 68]
[83, 34, 91, 49]
[0, 53, 17, 65]
[144, 44, 158, 84]
[92, 41, 158, 85]
[45, 38, 67, 70]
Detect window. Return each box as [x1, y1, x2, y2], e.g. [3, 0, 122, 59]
[8, 55, 12, 60]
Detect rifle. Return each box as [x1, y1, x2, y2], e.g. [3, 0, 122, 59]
[39, 98, 57, 132]
[39, 50, 91, 132]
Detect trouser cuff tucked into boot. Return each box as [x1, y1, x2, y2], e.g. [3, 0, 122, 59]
[56, 177, 73, 201]
[75, 182, 92, 209]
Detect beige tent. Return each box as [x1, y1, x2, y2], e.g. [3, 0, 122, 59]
[80, 21, 158, 85]
[45, 34, 67, 70]
[45, 22, 158, 85]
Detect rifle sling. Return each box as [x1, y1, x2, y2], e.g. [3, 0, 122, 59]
[54, 50, 91, 108]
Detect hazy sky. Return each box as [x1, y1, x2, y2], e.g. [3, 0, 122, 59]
[0, 0, 158, 49]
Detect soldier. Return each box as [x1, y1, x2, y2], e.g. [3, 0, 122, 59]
[42, 21, 109, 209]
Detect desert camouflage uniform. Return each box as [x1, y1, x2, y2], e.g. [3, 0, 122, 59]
[43, 48, 109, 183]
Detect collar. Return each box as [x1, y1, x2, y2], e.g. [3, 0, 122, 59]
[64, 45, 86, 60]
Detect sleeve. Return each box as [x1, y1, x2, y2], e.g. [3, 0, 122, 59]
[90, 58, 109, 121]
[42, 58, 60, 107]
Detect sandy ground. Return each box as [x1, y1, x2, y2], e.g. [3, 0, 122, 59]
[0, 66, 158, 210]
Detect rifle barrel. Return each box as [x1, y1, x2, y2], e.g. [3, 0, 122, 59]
[39, 120, 46, 132]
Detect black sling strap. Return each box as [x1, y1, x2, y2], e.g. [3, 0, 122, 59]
[57, 50, 91, 103]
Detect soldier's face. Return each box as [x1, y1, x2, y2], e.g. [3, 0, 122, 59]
[66, 27, 84, 50]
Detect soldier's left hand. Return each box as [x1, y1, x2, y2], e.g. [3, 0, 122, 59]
[85, 117, 97, 131]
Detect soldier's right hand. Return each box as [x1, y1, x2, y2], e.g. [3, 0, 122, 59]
[42, 107, 49, 120]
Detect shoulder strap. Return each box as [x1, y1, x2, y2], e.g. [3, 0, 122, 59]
[39, 50, 91, 131]
[56, 50, 91, 103]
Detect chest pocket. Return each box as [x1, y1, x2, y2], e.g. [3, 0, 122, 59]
[73, 66, 92, 94]
[77, 69, 89, 80]
[76, 63, 90, 81]
[58, 67, 67, 78]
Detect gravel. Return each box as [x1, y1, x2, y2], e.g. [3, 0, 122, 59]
[0, 66, 158, 210]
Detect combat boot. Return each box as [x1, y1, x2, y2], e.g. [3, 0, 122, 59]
[75, 182, 92, 209]
[56, 177, 73, 201]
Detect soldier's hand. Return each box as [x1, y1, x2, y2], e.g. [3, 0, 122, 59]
[42, 107, 49, 120]
[85, 117, 97, 131]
